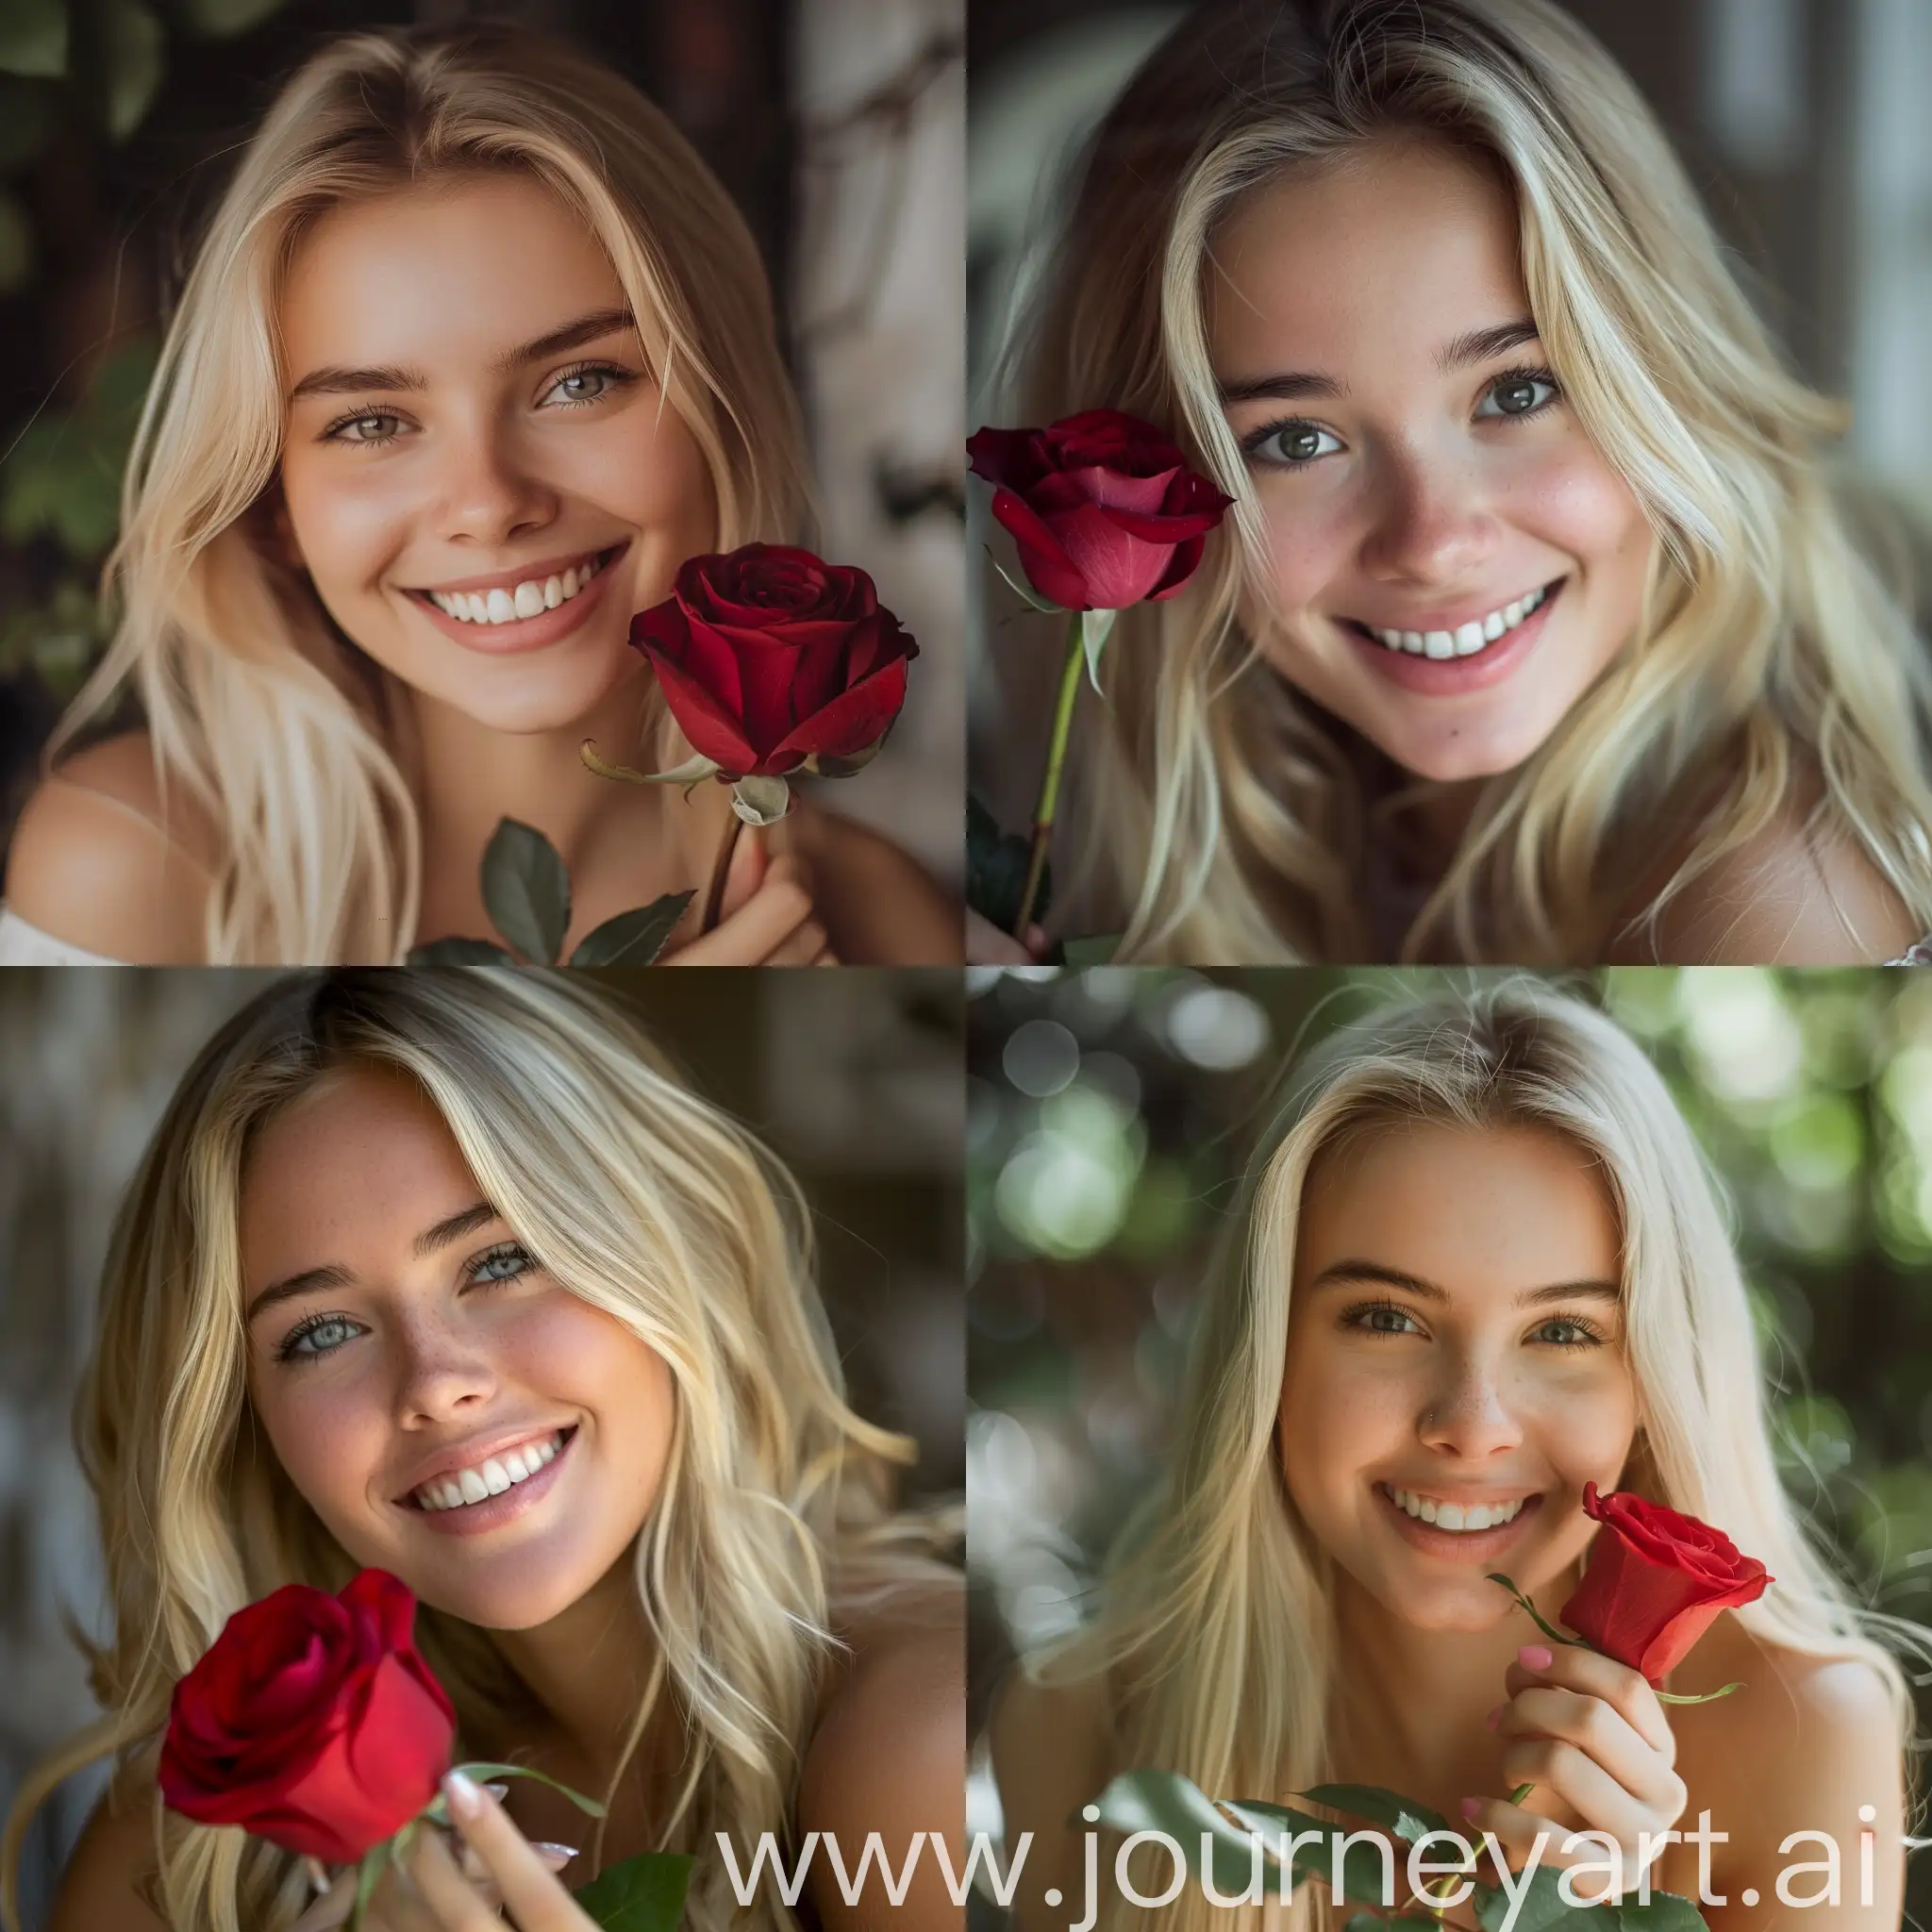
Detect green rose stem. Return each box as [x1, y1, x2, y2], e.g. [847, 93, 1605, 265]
[1014, 608, 1086, 940]
[1485, 1570, 1746, 1812]
[700, 814, 743, 935]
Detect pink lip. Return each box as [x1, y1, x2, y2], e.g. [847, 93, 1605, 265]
[404, 541, 627, 657]
[1375, 1481, 1543, 1559]
[414, 546, 614, 598]
[400, 1424, 577, 1537]
[1346, 576, 1564, 696]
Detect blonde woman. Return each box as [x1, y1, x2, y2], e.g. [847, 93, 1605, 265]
[980, 0, 1932, 965]
[0, 25, 960, 966]
[991, 980, 1922, 1931]
[0, 970, 963, 1932]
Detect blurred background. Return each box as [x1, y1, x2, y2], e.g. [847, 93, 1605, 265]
[0, 964, 964, 1931]
[966, 964, 1932, 1925]
[0, 0, 964, 884]
[966, 0, 1932, 839]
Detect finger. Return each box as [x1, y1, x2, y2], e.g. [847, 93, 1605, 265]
[1457, 1793, 1574, 1876]
[1497, 1686, 1664, 1798]
[441, 1773, 587, 1930]
[1496, 1736, 1660, 1848]
[1506, 1643, 1674, 1757]
[672, 868, 815, 964]
[763, 919, 829, 967]
[409, 1822, 506, 1929]
[713, 823, 769, 924]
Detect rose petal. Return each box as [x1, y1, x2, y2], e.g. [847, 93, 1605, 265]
[641, 647, 760, 774]
[988, 489, 1092, 609]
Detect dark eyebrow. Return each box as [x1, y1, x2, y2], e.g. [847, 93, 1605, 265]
[286, 307, 638, 406]
[1216, 318, 1542, 409]
[1307, 1259, 1621, 1307]
[244, 1200, 499, 1326]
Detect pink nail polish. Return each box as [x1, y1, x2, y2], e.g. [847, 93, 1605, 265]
[1485, 1704, 1503, 1730]
[1519, 1644, 1553, 1671]
[1459, 1797, 1480, 1821]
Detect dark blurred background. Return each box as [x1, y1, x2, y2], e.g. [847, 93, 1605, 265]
[0, 0, 965, 882]
[0, 964, 964, 1930]
[966, 0, 1932, 835]
[964, 965, 1932, 1924]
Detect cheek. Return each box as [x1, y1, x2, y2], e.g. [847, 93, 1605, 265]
[1497, 438, 1651, 583]
[279, 455, 416, 591]
[1278, 1337, 1416, 1510]
[1251, 491, 1356, 624]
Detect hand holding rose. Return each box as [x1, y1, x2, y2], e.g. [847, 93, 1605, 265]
[1462, 1641, 1688, 1905]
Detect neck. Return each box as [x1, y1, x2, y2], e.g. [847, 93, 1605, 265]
[1328, 1563, 1580, 1793]
[488, 1555, 658, 1791]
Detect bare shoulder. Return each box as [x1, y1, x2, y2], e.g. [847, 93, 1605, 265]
[5, 731, 216, 963]
[989, 1666, 1117, 1932]
[787, 798, 963, 965]
[1672, 1624, 1904, 1917]
[1607, 789, 1920, 965]
[45, 1755, 169, 1932]
[797, 1578, 964, 1930]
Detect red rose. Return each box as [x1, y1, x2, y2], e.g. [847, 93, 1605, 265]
[158, 1568, 457, 1864]
[629, 543, 918, 780]
[967, 408, 1233, 610]
[1559, 1484, 1772, 1683]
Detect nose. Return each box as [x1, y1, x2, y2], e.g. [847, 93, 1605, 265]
[1357, 442, 1499, 586]
[430, 412, 558, 547]
[393, 1322, 501, 1426]
[1416, 1350, 1524, 1461]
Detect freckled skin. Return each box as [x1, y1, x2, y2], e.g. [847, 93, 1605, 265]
[240, 1065, 675, 1632]
[1211, 141, 1655, 782]
[1278, 1121, 1639, 1630]
[275, 174, 718, 738]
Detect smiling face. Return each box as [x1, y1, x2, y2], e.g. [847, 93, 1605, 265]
[1277, 1118, 1640, 1632]
[240, 1062, 676, 1630]
[275, 172, 718, 734]
[1209, 139, 1655, 781]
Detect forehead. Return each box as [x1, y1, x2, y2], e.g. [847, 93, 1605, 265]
[240, 1066, 476, 1280]
[1208, 139, 1525, 378]
[1294, 1118, 1620, 1291]
[279, 173, 626, 372]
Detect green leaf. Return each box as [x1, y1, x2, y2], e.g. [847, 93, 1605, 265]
[1473, 1860, 1589, 1932]
[985, 547, 1062, 614]
[568, 892, 694, 966]
[445, 1761, 610, 1821]
[569, 1850, 694, 1932]
[1655, 1682, 1741, 1706]
[966, 792, 1046, 932]
[103, 0, 164, 140]
[1059, 933, 1121, 966]
[479, 818, 570, 964]
[1612, 1892, 1712, 1928]
[0, 0, 64, 77]
[1302, 1785, 1454, 1845]
[406, 938, 514, 965]
[177, 0, 286, 34]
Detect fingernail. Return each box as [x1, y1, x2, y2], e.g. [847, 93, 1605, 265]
[483, 1783, 508, 1801]
[1485, 1704, 1503, 1730]
[1519, 1644, 1553, 1670]
[443, 1768, 483, 1820]
[533, 1841, 580, 1862]
[1459, 1797, 1480, 1821]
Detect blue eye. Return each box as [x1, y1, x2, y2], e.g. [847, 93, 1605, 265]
[542, 363, 636, 408]
[323, 411, 407, 446]
[270, 1242, 537, 1366]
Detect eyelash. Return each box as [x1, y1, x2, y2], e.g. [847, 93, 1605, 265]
[271, 1241, 538, 1365]
[1241, 363, 1565, 470]
[318, 361, 639, 446]
[1339, 1297, 1607, 1350]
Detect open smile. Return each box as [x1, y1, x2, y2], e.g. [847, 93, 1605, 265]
[1339, 575, 1568, 695]
[403, 541, 629, 655]
[1374, 1480, 1544, 1557]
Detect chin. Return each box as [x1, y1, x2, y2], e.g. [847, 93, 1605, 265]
[1370, 710, 1558, 785]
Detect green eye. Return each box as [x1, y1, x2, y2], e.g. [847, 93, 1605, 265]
[1247, 421, 1343, 468]
[1476, 372, 1559, 419]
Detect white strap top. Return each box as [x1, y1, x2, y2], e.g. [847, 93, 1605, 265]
[0, 906, 125, 965]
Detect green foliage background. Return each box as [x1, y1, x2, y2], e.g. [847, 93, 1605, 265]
[966, 966, 1932, 1920]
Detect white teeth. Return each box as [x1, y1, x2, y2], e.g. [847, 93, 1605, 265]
[1366, 583, 1553, 658]
[413, 1429, 565, 1511]
[1386, 1485, 1526, 1532]
[429, 554, 605, 625]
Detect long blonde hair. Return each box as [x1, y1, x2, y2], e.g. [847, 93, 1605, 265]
[994, 0, 1932, 961]
[51, 25, 812, 963]
[1026, 976, 1924, 1931]
[0, 970, 952, 1932]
